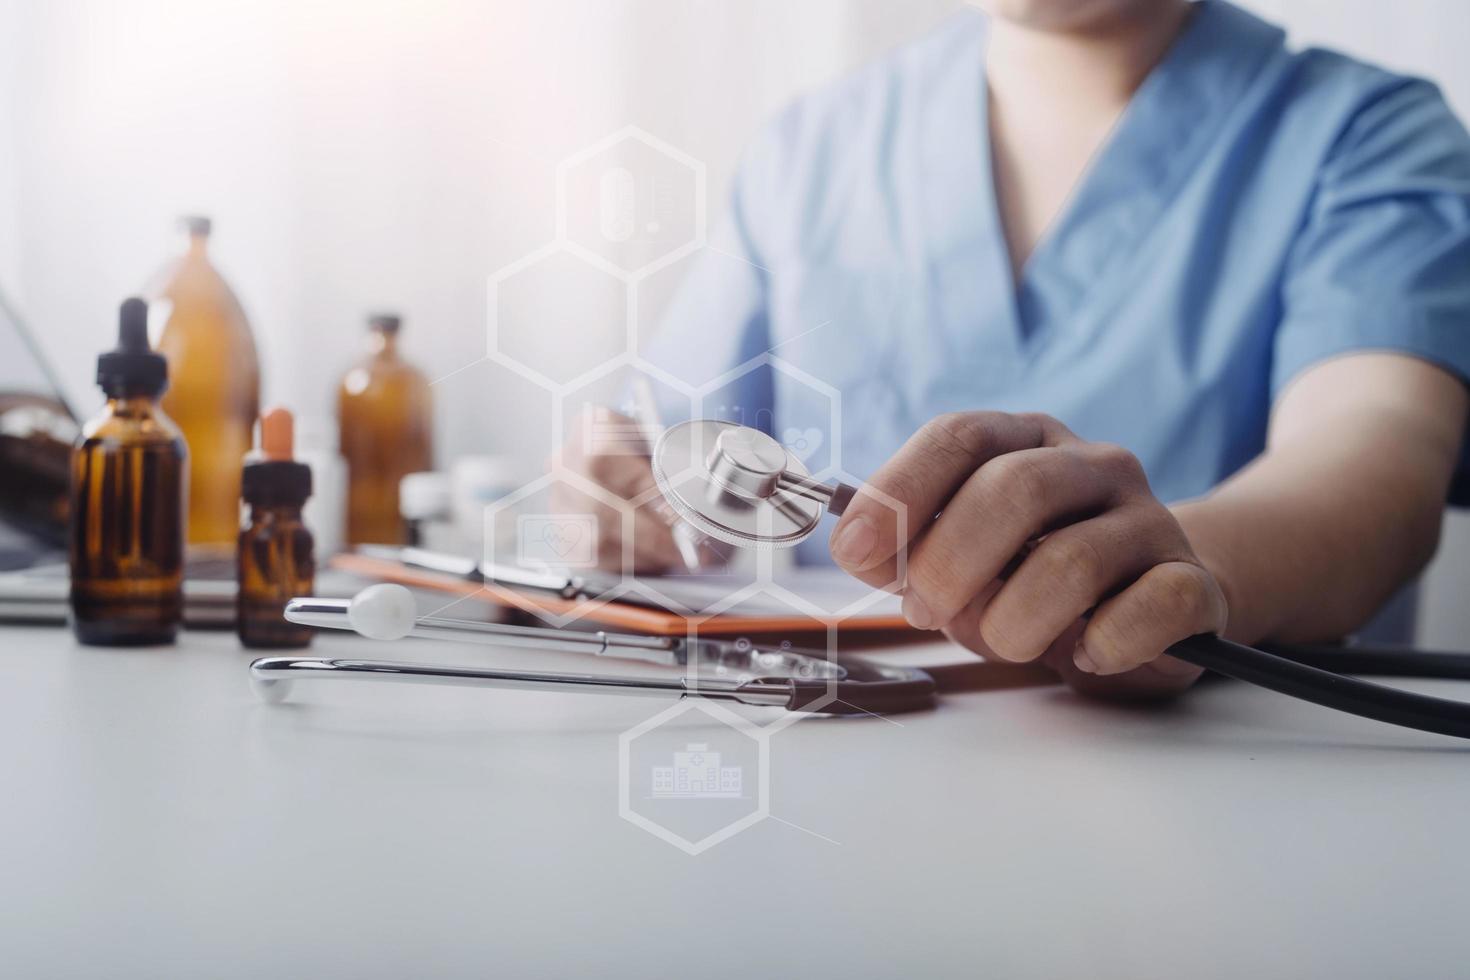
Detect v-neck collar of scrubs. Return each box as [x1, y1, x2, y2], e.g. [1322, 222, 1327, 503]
[922, 1, 1285, 354]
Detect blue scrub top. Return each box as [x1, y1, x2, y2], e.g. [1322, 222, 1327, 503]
[645, 0, 1470, 565]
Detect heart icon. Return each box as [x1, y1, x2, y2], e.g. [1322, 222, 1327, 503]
[782, 427, 824, 462]
[541, 521, 584, 558]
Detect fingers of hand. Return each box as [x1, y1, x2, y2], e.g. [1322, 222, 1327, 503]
[900, 441, 1149, 631]
[971, 502, 1187, 662]
[946, 611, 1203, 699]
[1051, 650, 1204, 699]
[1077, 561, 1227, 675]
[938, 581, 1003, 656]
[836, 411, 1223, 678]
[830, 412, 1067, 574]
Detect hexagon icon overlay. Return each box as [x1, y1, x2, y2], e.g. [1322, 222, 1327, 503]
[482, 469, 635, 629]
[619, 698, 767, 855]
[617, 583, 852, 854]
[682, 579, 845, 730]
[487, 244, 628, 388]
[551, 353, 696, 466]
[557, 126, 707, 281]
[482, 466, 728, 629]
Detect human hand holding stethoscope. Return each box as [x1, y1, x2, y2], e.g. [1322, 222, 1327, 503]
[819, 411, 1222, 698]
[649, 412, 1216, 698]
[568, 408, 1214, 698]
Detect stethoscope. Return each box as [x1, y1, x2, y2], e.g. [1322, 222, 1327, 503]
[253, 419, 1470, 740]
[252, 583, 935, 715]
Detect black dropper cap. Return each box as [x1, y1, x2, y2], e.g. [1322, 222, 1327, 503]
[179, 214, 212, 237]
[97, 298, 168, 397]
[368, 312, 402, 334]
[242, 460, 312, 509]
[242, 408, 313, 509]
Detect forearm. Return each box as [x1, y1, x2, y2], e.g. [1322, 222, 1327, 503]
[1173, 434, 1444, 644]
[1172, 357, 1466, 645]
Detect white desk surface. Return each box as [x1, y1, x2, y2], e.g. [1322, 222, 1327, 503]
[2, 622, 1469, 979]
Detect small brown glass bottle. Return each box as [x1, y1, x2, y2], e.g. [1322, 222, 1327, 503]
[69, 298, 187, 646]
[338, 313, 433, 545]
[238, 407, 315, 648]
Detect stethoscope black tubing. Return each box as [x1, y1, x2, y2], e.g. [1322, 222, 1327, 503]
[1259, 644, 1470, 681]
[1172, 635, 1470, 740]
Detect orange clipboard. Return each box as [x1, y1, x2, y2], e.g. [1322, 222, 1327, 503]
[331, 552, 914, 638]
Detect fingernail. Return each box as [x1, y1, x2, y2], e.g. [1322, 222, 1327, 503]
[1073, 646, 1098, 674]
[902, 593, 934, 630]
[830, 515, 876, 567]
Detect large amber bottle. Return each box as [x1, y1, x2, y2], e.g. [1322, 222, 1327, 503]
[153, 216, 260, 552]
[69, 298, 187, 645]
[338, 313, 432, 544]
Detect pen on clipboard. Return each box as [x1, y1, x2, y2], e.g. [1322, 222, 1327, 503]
[630, 375, 706, 572]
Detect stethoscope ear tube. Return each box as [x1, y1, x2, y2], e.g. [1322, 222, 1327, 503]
[1171, 635, 1470, 740]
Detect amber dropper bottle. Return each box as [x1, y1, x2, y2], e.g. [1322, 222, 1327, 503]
[69, 298, 187, 646]
[238, 407, 315, 648]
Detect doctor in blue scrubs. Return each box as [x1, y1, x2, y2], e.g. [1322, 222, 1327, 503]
[563, 0, 1470, 697]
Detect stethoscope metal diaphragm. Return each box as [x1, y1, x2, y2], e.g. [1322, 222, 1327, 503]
[650, 420, 855, 548]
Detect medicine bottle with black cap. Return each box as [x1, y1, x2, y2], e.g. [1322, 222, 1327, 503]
[69, 297, 187, 645]
[238, 407, 315, 648]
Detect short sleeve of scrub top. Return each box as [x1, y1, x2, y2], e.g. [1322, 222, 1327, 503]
[643, 0, 1470, 550]
[1271, 77, 1470, 501]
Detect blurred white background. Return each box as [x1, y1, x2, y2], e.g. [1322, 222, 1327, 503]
[0, 0, 1466, 643]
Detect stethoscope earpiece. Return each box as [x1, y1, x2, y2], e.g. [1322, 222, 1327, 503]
[344, 583, 418, 641]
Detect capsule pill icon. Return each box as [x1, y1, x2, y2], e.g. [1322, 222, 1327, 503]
[599, 166, 637, 242]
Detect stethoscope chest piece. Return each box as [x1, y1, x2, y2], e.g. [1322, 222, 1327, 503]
[651, 420, 855, 548]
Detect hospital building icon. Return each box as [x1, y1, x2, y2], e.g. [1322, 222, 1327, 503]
[651, 743, 743, 799]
